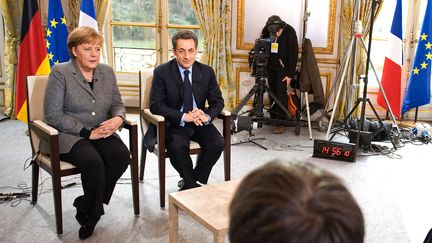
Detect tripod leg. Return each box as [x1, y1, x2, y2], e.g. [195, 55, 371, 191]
[359, 37, 401, 136]
[231, 137, 267, 150]
[329, 97, 362, 141]
[265, 87, 291, 117]
[303, 92, 313, 140]
[318, 36, 356, 126]
[342, 98, 362, 126]
[325, 41, 356, 140]
[232, 84, 258, 115]
[250, 140, 268, 150]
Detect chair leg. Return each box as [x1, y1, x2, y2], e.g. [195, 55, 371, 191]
[51, 174, 63, 235]
[130, 155, 140, 215]
[223, 116, 231, 181]
[31, 161, 40, 204]
[139, 138, 147, 181]
[224, 148, 231, 181]
[129, 125, 140, 215]
[159, 155, 166, 208]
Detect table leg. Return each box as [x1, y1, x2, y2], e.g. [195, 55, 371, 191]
[169, 199, 179, 243]
[213, 231, 225, 243]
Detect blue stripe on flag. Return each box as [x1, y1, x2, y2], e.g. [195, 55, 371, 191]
[79, 0, 98, 30]
[81, 0, 96, 18]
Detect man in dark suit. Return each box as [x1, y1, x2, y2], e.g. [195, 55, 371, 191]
[147, 30, 225, 190]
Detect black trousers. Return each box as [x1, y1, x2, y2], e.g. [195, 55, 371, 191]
[60, 136, 129, 221]
[267, 69, 288, 120]
[165, 123, 224, 188]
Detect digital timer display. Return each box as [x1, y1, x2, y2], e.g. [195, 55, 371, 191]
[312, 139, 357, 162]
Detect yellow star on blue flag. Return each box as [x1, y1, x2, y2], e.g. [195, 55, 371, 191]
[46, 0, 69, 67]
[402, 0, 432, 114]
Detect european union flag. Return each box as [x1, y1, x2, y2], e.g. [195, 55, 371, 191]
[46, 0, 69, 67]
[402, 0, 432, 114]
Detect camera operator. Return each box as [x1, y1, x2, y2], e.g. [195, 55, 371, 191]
[261, 15, 298, 134]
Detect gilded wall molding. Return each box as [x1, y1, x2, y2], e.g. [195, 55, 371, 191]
[236, 0, 336, 55]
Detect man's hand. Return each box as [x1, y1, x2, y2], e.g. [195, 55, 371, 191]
[184, 108, 209, 126]
[90, 116, 123, 139]
[282, 76, 291, 87]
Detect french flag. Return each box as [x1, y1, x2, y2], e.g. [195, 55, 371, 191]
[78, 0, 98, 31]
[377, 0, 403, 118]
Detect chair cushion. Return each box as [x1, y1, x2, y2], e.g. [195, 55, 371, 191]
[154, 140, 201, 152]
[37, 153, 77, 170]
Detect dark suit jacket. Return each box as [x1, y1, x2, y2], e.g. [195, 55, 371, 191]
[262, 24, 299, 78]
[43, 59, 126, 154]
[144, 59, 224, 151]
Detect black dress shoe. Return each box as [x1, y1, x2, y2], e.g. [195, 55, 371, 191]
[73, 196, 87, 226]
[178, 179, 186, 191]
[79, 225, 95, 240]
[179, 181, 201, 191]
[177, 179, 185, 188]
[78, 215, 99, 240]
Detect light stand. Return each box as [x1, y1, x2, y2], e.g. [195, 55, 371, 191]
[337, 0, 396, 150]
[297, 0, 313, 140]
[317, 0, 401, 141]
[354, 0, 392, 148]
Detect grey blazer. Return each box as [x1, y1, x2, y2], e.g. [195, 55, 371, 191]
[43, 59, 126, 154]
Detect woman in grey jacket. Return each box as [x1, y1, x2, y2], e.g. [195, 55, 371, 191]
[44, 26, 128, 240]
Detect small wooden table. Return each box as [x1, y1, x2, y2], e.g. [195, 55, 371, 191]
[168, 180, 241, 243]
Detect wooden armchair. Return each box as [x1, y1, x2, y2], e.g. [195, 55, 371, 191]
[138, 71, 231, 208]
[26, 75, 140, 235]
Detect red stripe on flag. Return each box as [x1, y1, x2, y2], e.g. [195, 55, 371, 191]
[15, 10, 48, 122]
[377, 57, 402, 118]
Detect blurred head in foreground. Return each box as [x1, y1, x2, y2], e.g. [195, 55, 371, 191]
[229, 161, 364, 243]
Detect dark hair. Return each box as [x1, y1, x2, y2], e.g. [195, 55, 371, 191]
[172, 30, 198, 50]
[229, 161, 364, 243]
[67, 26, 103, 58]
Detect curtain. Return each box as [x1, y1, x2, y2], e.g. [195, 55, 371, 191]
[94, 0, 110, 62]
[336, 0, 383, 119]
[65, 0, 80, 31]
[1, 0, 22, 118]
[190, 0, 236, 110]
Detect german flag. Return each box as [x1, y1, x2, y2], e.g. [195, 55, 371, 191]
[15, 0, 50, 122]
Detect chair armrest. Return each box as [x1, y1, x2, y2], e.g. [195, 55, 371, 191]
[123, 119, 137, 130]
[142, 109, 165, 125]
[123, 119, 138, 152]
[29, 120, 62, 173]
[217, 109, 231, 119]
[32, 120, 58, 136]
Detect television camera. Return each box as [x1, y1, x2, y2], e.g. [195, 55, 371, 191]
[231, 37, 297, 148]
[248, 38, 271, 78]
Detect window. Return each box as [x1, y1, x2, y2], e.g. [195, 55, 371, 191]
[109, 0, 202, 72]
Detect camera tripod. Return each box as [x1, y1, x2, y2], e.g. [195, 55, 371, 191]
[318, 0, 401, 144]
[232, 66, 299, 149]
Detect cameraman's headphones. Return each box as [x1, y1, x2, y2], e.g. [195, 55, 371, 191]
[266, 18, 286, 33]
